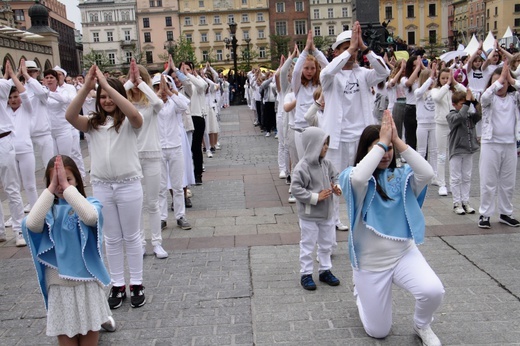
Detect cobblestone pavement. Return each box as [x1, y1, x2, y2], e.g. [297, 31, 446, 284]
[1, 105, 520, 345]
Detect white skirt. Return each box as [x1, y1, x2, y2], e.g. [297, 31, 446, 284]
[46, 281, 112, 337]
[206, 106, 220, 134]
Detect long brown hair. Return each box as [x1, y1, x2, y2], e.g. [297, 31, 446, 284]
[126, 64, 152, 105]
[435, 68, 456, 92]
[89, 77, 127, 133]
[301, 55, 321, 87]
[45, 155, 86, 198]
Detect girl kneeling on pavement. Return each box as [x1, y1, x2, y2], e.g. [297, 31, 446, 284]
[339, 111, 444, 346]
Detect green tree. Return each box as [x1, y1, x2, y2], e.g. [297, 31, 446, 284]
[83, 49, 111, 71]
[313, 36, 334, 52]
[420, 35, 446, 60]
[269, 34, 291, 68]
[239, 46, 259, 71]
[158, 34, 198, 66]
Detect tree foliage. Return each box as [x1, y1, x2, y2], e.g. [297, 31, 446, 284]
[158, 34, 198, 66]
[269, 34, 291, 68]
[83, 49, 111, 71]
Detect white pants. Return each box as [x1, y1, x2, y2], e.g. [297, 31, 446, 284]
[93, 180, 143, 286]
[286, 127, 298, 176]
[51, 129, 72, 157]
[449, 153, 473, 204]
[15, 152, 38, 208]
[294, 130, 304, 159]
[31, 134, 54, 169]
[299, 218, 335, 275]
[435, 123, 449, 187]
[140, 158, 162, 246]
[0, 136, 24, 236]
[353, 247, 445, 338]
[160, 147, 185, 221]
[326, 141, 359, 227]
[70, 128, 86, 178]
[416, 123, 438, 175]
[479, 143, 517, 217]
[276, 112, 287, 173]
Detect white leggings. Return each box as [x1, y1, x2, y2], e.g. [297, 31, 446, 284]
[416, 123, 438, 175]
[160, 147, 185, 222]
[276, 113, 287, 173]
[435, 123, 449, 187]
[299, 218, 335, 275]
[0, 137, 24, 235]
[353, 247, 444, 338]
[15, 152, 38, 208]
[93, 180, 143, 286]
[140, 158, 162, 246]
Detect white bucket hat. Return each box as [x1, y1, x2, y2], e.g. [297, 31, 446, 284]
[53, 65, 67, 77]
[25, 60, 40, 71]
[332, 30, 353, 50]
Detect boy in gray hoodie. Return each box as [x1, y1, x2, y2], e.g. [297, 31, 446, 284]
[291, 127, 342, 290]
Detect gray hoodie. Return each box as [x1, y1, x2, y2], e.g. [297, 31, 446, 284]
[447, 102, 481, 160]
[291, 127, 339, 221]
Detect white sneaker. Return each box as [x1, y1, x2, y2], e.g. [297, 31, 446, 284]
[215, 142, 221, 150]
[265, 131, 270, 137]
[279, 171, 286, 179]
[4, 217, 12, 228]
[0, 233, 6, 242]
[430, 178, 441, 186]
[274, 133, 279, 139]
[336, 223, 349, 231]
[186, 189, 193, 198]
[24, 203, 31, 213]
[101, 316, 116, 332]
[413, 324, 442, 346]
[288, 194, 296, 203]
[206, 150, 213, 158]
[15, 233, 26, 247]
[462, 202, 476, 214]
[453, 202, 465, 215]
[438, 186, 448, 196]
[153, 245, 168, 259]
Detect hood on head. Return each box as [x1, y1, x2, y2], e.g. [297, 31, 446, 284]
[301, 127, 329, 164]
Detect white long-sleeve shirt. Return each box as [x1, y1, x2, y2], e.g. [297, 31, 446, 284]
[158, 93, 190, 149]
[431, 83, 466, 125]
[7, 92, 34, 154]
[47, 86, 73, 135]
[24, 77, 51, 137]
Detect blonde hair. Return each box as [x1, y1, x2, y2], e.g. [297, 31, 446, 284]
[127, 64, 152, 105]
[418, 68, 431, 88]
[313, 85, 322, 101]
[389, 59, 405, 79]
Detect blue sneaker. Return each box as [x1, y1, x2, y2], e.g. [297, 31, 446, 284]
[300, 274, 317, 290]
[319, 270, 340, 286]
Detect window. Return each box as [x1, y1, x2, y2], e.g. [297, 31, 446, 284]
[14, 9, 25, 21]
[186, 34, 192, 43]
[228, 14, 235, 23]
[257, 13, 264, 22]
[258, 29, 265, 39]
[385, 6, 392, 19]
[295, 1, 304, 12]
[275, 21, 287, 35]
[157, 0, 162, 6]
[166, 31, 174, 41]
[242, 0, 247, 4]
[314, 9, 320, 19]
[515, 18, 520, 26]
[429, 30, 436, 44]
[295, 20, 306, 35]
[166, 16, 172, 26]
[143, 18, 150, 28]
[144, 32, 151, 42]
[244, 30, 250, 39]
[202, 50, 209, 61]
[217, 49, 223, 61]
[429, 4, 436, 17]
[242, 14, 249, 22]
[95, 54, 102, 65]
[494, 21, 497, 29]
[107, 31, 113, 42]
[185, 17, 192, 25]
[259, 47, 266, 58]
[495, 7, 497, 16]
[276, 3, 285, 12]
[199, 0, 204, 7]
[487, 9, 489, 18]
[146, 51, 153, 64]
[214, 15, 221, 24]
[407, 31, 415, 45]
[407, 5, 414, 18]
[312, 0, 319, 3]
[121, 11, 130, 21]
[328, 8, 333, 18]
[515, 4, 520, 12]
[126, 51, 133, 63]
[328, 25, 335, 36]
[93, 32, 99, 42]
[150, 0, 155, 7]
[108, 53, 115, 65]
[342, 7, 348, 17]
[124, 30, 131, 41]
[201, 33, 208, 42]
[215, 32, 222, 41]
[200, 16, 207, 25]
[90, 13, 99, 22]
[314, 26, 321, 36]
[327, 0, 333, 3]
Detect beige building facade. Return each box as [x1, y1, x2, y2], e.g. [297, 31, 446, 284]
[485, 0, 520, 39]
[309, 0, 354, 50]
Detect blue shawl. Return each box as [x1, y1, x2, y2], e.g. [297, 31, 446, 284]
[339, 165, 427, 269]
[22, 197, 110, 309]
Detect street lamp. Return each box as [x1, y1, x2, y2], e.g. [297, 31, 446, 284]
[228, 22, 238, 104]
[244, 37, 251, 71]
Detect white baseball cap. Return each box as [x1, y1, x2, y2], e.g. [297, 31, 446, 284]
[332, 30, 353, 50]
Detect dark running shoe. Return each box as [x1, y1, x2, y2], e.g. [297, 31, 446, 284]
[499, 214, 520, 227]
[130, 285, 146, 308]
[300, 274, 316, 291]
[185, 197, 192, 208]
[319, 270, 340, 286]
[108, 286, 126, 309]
[478, 215, 491, 229]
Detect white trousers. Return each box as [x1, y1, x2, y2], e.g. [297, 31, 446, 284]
[294, 130, 304, 159]
[0, 136, 24, 235]
[160, 146, 185, 221]
[51, 129, 72, 157]
[435, 123, 449, 187]
[70, 128, 86, 178]
[140, 158, 162, 246]
[479, 143, 517, 217]
[15, 152, 38, 208]
[449, 153, 473, 204]
[286, 127, 298, 176]
[31, 134, 54, 169]
[93, 180, 143, 286]
[299, 218, 335, 275]
[353, 247, 445, 338]
[276, 112, 287, 173]
[416, 123, 438, 175]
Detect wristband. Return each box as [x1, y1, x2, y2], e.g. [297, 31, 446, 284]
[362, 48, 370, 55]
[376, 142, 388, 152]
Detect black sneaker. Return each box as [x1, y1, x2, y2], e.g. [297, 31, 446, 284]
[130, 285, 146, 308]
[108, 286, 126, 309]
[195, 176, 203, 185]
[185, 197, 192, 208]
[478, 215, 491, 229]
[499, 214, 520, 227]
[285, 174, 291, 185]
[161, 220, 167, 230]
[210, 147, 216, 153]
[319, 270, 340, 286]
[300, 274, 316, 291]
